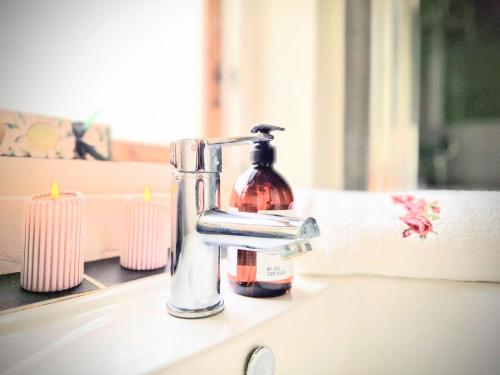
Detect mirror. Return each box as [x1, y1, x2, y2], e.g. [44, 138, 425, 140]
[0, 0, 203, 145]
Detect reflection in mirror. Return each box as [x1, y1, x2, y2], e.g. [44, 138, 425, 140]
[0, 0, 203, 145]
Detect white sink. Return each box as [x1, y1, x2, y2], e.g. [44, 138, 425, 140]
[1, 263, 500, 374]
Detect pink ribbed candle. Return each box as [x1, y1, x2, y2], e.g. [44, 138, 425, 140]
[120, 198, 168, 270]
[21, 192, 86, 292]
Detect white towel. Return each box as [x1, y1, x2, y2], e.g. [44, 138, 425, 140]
[292, 189, 500, 282]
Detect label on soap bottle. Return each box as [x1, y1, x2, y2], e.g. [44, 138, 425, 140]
[255, 250, 293, 282]
[226, 248, 294, 282]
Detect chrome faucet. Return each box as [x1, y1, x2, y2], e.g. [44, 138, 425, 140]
[167, 135, 320, 318]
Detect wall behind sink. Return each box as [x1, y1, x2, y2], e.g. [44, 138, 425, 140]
[0, 158, 171, 274]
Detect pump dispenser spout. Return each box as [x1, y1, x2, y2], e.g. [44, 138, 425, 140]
[251, 124, 285, 135]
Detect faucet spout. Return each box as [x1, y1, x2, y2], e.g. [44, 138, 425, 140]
[197, 209, 319, 250]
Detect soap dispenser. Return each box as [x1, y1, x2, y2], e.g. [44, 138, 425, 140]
[227, 125, 294, 297]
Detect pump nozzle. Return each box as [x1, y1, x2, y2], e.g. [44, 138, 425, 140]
[251, 124, 285, 138]
[249, 124, 285, 165]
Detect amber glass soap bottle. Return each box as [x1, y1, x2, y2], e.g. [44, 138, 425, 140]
[227, 125, 294, 297]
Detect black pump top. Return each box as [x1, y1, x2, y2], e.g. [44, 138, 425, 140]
[250, 124, 285, 165]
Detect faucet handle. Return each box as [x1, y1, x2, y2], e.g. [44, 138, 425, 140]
[205, 134, 273, 146]
[170, 134, 272, 172]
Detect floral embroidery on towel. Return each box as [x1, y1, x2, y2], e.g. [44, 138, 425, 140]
[392, 195, 441, 239]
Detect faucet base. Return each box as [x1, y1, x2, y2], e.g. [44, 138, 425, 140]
[167, 299, 225, 319]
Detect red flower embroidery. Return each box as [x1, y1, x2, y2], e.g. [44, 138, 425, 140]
[430, 204, 440, 214]
[392, 195, 440, 239]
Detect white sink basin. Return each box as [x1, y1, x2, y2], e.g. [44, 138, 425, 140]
[1, 263, 500, 374]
